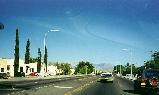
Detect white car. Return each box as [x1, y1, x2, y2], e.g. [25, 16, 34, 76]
[99, 72, 114, 82]
[37, 72, 50, 77]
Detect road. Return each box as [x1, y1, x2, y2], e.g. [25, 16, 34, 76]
[72, 76, 158, 95]
[0, 75, 97, 95]
[0, 75, 155, 95]
[73, 76, 139, 95]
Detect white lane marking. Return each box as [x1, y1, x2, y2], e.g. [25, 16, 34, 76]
[54, 85, 73, 89]
[35, 82, 38, 83]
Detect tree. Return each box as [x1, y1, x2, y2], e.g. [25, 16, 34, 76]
[37, 48, 41, 73]
[0, 22, 4, 30]
[25, 39, 30, 64]
[44, 46, 48, 72]
[62, 63, 71, 75]
[75, 61, 94, 74]
[14, 29, 19, 77]
[29, 57, 37, 63]
[144, 51, 159, 69]
[113, 65, 125, 74]
[54, 62, 71, 75]
[114, 63, 139, 76]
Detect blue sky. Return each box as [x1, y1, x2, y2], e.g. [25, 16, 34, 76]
[0, 0, 159, 66]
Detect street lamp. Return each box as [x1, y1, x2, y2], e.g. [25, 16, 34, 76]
[122, 49, 133, 79]
[44, 29, 60, 50]
[43, 29, 60, 72]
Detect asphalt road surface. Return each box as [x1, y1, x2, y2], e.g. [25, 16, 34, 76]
[0, 75, 97, 95]
[73, 76, 139, 95]
[0, 76, 157, 95]
[73, 76, 158, 95]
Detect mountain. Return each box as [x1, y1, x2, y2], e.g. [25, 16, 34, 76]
[94, 63, 114, 72]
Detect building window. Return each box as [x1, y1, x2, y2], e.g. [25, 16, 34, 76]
[7, 65, 10, 70]
[20, 67, 23, 72]
[1, 68, 4, 72]
[26, 66, 29, 73]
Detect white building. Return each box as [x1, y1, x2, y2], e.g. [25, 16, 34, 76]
[47, 65, 58, 75]
[0, 58, 38, 77]
[0, 58, 72, 77]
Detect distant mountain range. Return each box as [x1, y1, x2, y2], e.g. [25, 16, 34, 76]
[94, 63, 114, 72]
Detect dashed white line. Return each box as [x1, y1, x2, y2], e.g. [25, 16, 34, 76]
[54, 86, 73, 89]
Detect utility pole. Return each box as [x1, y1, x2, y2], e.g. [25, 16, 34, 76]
[122, 49, 133, 79]
[130, 51, 133, 79]
[120, 65, 122, 76]
[85, 65, 88, 75]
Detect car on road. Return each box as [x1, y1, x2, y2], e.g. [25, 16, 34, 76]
[99, 72, 114, 82]
[134, 69, 159, 93]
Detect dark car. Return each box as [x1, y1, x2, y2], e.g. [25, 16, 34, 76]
[0, 73, 10, 79]
[134, 69, 159, 93]
[16, 72, 25, 77]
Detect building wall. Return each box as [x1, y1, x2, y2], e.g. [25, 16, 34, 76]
[25, 62, 38, 75]
[6, 59, 14, 77]
[0, 59, 8, 73]
[0, 58, 38, 77]
[47, 65, 58, 75]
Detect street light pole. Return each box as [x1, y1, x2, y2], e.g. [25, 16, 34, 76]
[120, 65, 121, 76]
[43, 29, 60, 73]
[122, 49, 133, 79]
[85, 65, 88, 75]
[130, 51, 133, 79]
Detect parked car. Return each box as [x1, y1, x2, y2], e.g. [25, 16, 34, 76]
[99, 72, 114, 82]
[36, 72, 49, 77]
[16, 72, 25, 77]
[134, 69, 159, 93]
[29, 72, 38, 76]
[0, 73, 10, 79]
